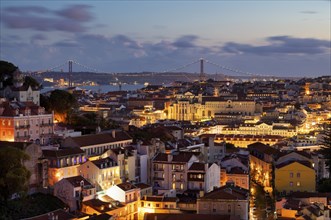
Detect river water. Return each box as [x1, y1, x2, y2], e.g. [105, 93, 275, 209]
[41, 84, 145, 93]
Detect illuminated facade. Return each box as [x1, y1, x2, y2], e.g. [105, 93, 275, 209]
[43, 148, 86, 186]
[78, 157, 121, 191]
[138, 196, 180, 220]
[248, 142, 279, 192]
[152, 152, 199, 193]
[106, 182, 140, 220]
[54, 175, 96, 211]
[197, 186, 249, 220]
[275, 161, 316, 195]
[214, 134, 284, 148]
[187, 162, 220, 193]
[222, 122, 297, 138]
[168, 98, 259, 121]
[0, 100, 54, 145]
[62, 130, 133, 157]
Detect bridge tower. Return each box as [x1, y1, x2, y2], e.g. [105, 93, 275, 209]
[199, 58, 206, 82]
[68, 60, 73, 87]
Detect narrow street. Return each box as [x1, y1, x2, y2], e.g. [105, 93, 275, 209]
[250, 181, 275, 220]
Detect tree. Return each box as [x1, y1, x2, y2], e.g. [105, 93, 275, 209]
[44, 90, 78, 123]
[0, 147, 31, 205]
[23, 76, 41, 89]
[319, 119, 331, 180]
[0, 60, 17, 87]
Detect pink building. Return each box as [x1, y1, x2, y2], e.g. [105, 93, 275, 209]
[0, 100, 54, 145]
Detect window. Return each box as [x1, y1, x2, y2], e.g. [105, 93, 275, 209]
[290, 182, 293, 187]
[290, 172, 293, 178]
[297, 173, 300, 178]
[156, 203, 160, 208]
[297, 182, 301, 187]
[172, 183, 176, 189]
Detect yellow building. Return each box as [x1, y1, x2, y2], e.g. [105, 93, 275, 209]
[168, 98, 258, 121]
[215, 134, 284, 148]
[138, 196, 180, 220]
[275, 161, 316, 195]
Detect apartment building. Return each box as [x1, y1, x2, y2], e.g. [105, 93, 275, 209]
[0, 100, 54, 145]
[152, 152, 199, 193]
[197, 185, 249, 220]
[62, 130, 133, 157]
[43, 148, 86, 186]
[106, 182, 141, 220]
[54, 175, 96, 211]
[78, 157, 121, 192]
[187, 162, 220, 193]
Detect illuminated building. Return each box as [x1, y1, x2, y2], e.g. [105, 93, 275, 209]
[42, 148, 86, 186]
[187, 162, 220, 193]
[78, 157, 121, 191]
[138, 195, 180, 220]
[152, 152, 199, 193]
[214, 134, 284, 148]
[0, 100, 54, 145]
[275, 161, 316, 195]
[197, 185, 249, 220]
[220, 154, 249, 190]
[62, 130, 133, 157]
[221, 122, 297, 138]
[168, 98, 260, 121]
[248, 142, 280, 192]
[106, 182, 140, 220]
[54, 175, 96, 211]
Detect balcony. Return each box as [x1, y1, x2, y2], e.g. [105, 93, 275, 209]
[15, 125, 30, 129]
[172, 169, 184, 172]
[154, 168, 164, 172]
[153, 176, 164, 181]
[175, 179, 185, 182]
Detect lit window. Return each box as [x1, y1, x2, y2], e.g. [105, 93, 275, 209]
[297, 182, 300, 187]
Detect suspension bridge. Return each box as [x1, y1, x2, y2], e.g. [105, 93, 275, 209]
[28, 58, 275, 87]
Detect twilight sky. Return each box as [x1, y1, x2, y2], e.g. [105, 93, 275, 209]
[0, 1, 330, 77]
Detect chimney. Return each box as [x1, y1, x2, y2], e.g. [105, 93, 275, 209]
[112, 130, 116, 138]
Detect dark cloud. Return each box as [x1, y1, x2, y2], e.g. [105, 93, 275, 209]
[300, 10, 317, 14]
[31, 34, 47, 41]
[222, 36, 330, 55]
[56, 5, 93, 22]
[5, 6, 50, 14]
[172, 35, 199, 48]
[1, 4, 93, 33]
[2, 33, 330, 77]
[53, 41, 79, 47]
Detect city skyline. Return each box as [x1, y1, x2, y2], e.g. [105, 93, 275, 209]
[0, 1, 330, 77]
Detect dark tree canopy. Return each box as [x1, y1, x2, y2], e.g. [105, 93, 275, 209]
[23, 76, 41, 89]
[49, 89, 77, 114]
[1, 60, 41, 88]
[0, 60, 17, 75]
[0, 146, 31, 204]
